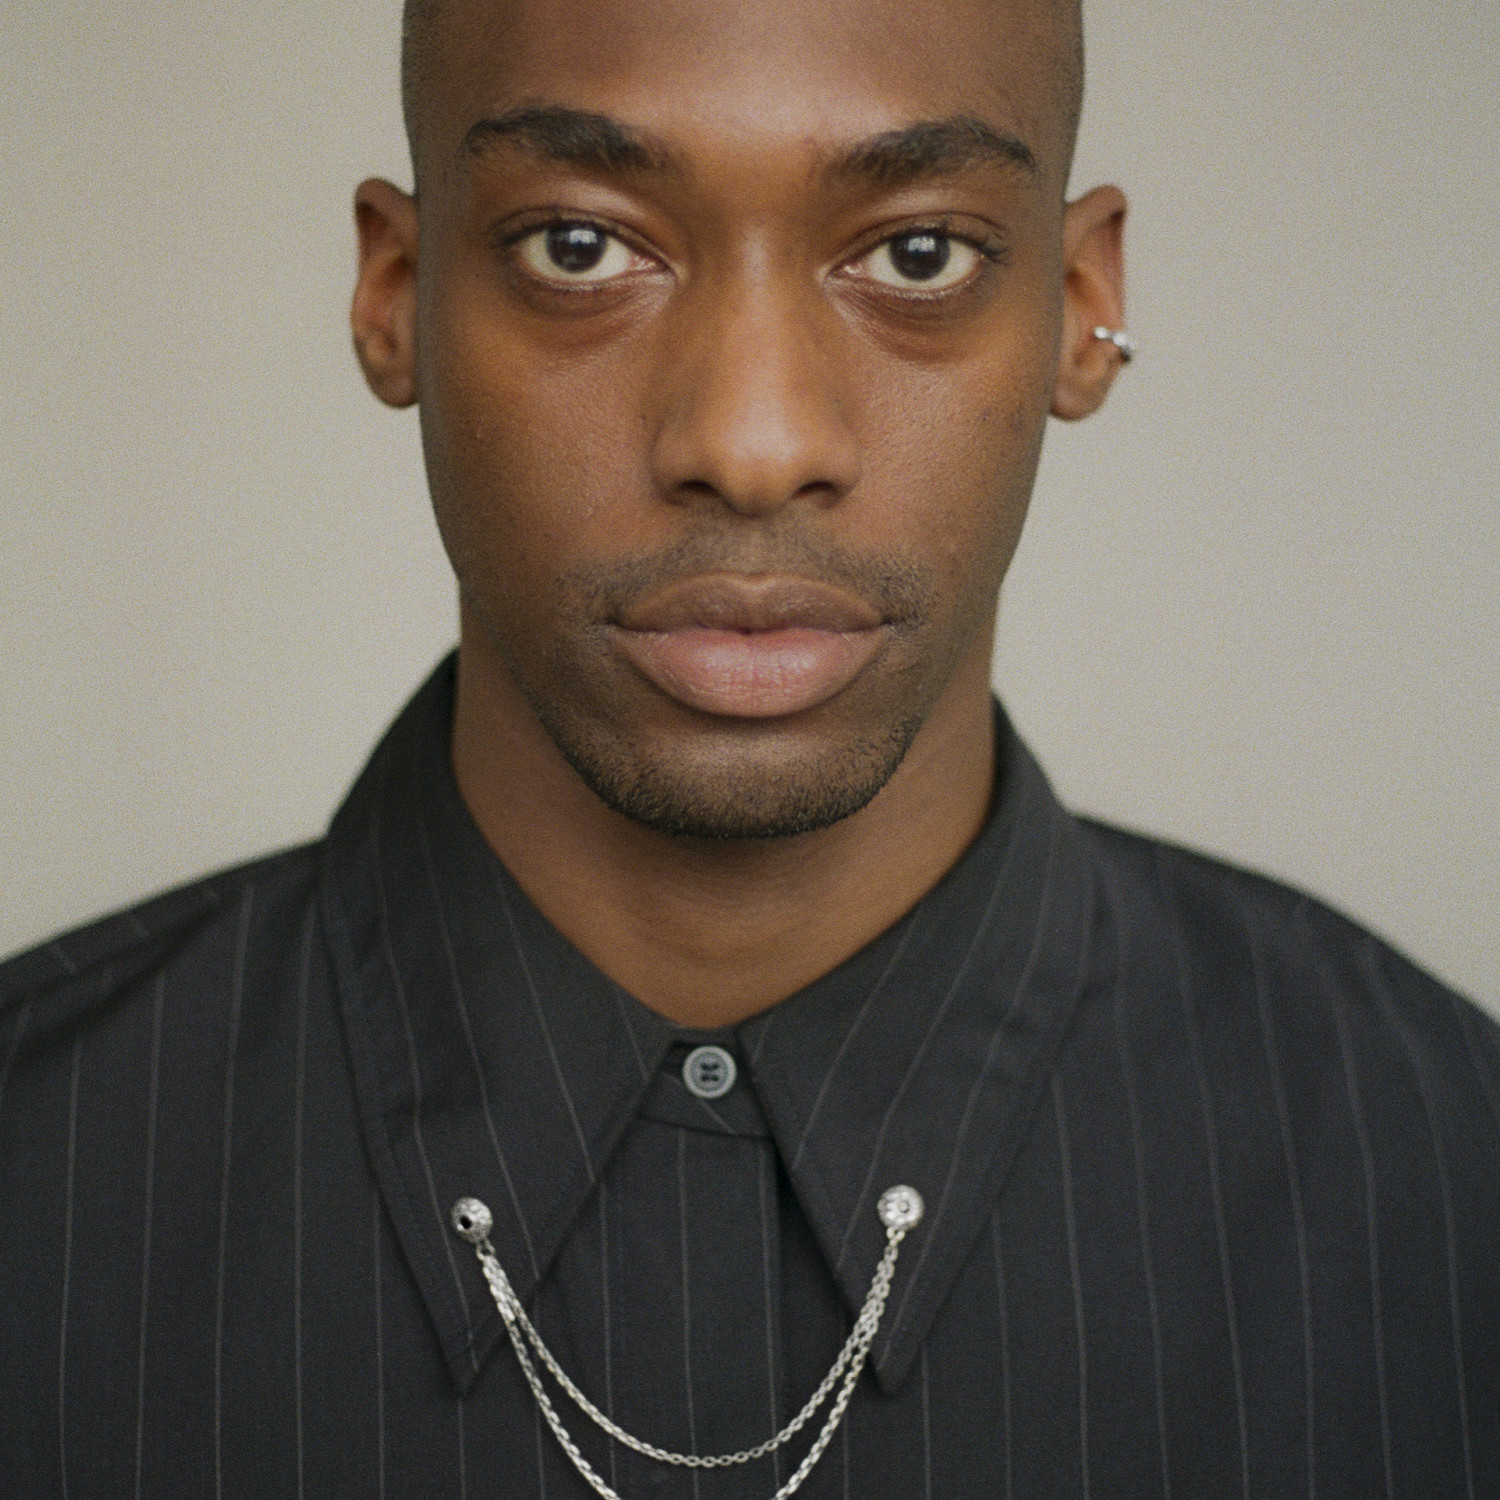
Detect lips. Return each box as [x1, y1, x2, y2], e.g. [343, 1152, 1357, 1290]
[609, 574, 886, 719]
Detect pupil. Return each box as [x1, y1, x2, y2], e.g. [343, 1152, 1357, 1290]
[546, 224, 607, 274]
[890, 232, 950, 281]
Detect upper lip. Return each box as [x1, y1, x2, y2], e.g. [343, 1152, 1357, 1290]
[614, 574, 883, 633]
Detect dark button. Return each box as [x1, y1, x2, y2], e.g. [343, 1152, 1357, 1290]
[682, 1044, 737, 1100]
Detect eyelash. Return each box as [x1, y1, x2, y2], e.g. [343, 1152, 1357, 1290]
[494, 215, 649, 280]
[496, 216, 1009, 299]
[851, 222, 1010, 294]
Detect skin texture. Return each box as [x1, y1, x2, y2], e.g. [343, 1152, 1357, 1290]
[351, 0, 1127, 1025]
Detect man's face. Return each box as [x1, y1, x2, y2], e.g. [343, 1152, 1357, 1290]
[368, 0, 1114, 838]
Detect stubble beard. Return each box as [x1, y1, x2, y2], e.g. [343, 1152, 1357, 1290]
[531, 692, 930, 840]
[490, 532, 942, 840]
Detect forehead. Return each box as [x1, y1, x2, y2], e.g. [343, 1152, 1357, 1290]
[420, 0, 1073, 183]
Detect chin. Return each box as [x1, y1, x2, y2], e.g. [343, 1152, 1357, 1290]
[543, 703, 927, 841]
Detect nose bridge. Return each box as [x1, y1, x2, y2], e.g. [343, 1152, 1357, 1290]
[650, 257, 861, 515]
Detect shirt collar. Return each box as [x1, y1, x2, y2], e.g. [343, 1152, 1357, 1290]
[321, 657, 1106, 1396]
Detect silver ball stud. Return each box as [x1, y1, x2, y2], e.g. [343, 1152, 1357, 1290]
[451, 1196, 494, 1243]
[877, 1185, 924, 1231]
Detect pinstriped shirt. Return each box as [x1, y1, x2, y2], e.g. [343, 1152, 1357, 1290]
[2, 656, 1498, 1499]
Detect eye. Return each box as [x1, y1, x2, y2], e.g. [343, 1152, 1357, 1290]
[851, 230, 984, 292]
[513, 222, 640, 284]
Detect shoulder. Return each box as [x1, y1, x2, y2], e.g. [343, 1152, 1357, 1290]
[0, 842, 324, 1054]
[1078, 816, 1500, 1099]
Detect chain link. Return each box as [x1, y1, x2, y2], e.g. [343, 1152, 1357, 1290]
[467, 1223, 909, 1500]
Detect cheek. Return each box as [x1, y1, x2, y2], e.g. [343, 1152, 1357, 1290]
[417, 292, 654, 601]
[969, 392, 1047, 558]
[861, 361, 1047, 605]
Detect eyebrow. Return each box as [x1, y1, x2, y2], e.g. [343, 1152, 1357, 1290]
[459, 105, 1037, 186]
[461, 106, 674, 174]
[831, 115, 1039, 186]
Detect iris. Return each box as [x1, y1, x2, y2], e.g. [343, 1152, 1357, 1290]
[888, 231, 950, 281]
[545, 223, 609, 274]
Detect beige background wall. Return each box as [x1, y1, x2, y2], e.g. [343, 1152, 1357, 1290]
[3, 2, 1496, 1012]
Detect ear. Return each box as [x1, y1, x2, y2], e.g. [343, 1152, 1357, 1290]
[1051, 185, 1129, 422]
[351, 178, 420, 409]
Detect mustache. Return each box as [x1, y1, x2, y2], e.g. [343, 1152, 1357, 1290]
[561, 529, 937, 630]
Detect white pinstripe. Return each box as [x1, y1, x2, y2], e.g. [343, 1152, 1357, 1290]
[839, 1395, 852, 1499]
[832, 823, 1027, 1276]
[1326, 968, 1396, 1500]
[496, 878, 596, 1183]
[213, 887, 254, 1500]
[132, 976, 166, 1500]
[57, 1032, 83, 1500]
[919, 1346, 933, 1500]
[598, 1175, 618, 1492]
[677, 1131, 702, 1500]
[610, 986, 652, 1082]
[420, 820, 542, 1280]
[1363, 937, 1476, 1500]
[1249, 905, 1317, 1499]
[1159, 849, 1251, 1500]
[1451, 998, 1500, 1134]
[455, 1391, 469, 1499]
[882, 825, 1067, 1352]
[372, 1187, 387, 1500]
[990, 1215, 1013, 1500]
[293, 907, 314, 1500]
[372, 809, 478, 1366]
[1053, 1075, 1090, 1500]
[1110, 981, 1172, 1500]
[535, 1388, 549, 1499]
[788, 920, 916, 1174]
[757, 1148, 785, 1487]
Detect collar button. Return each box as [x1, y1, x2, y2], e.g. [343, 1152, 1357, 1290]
[682, 1044, 737, 1100]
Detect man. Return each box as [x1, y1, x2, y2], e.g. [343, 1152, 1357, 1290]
[1, 0, 1496, 1496]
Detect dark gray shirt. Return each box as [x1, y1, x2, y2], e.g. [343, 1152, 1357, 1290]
[3, 657, 1498, 1498]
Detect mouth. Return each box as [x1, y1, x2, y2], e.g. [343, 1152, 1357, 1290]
[608, 574, 887, 719]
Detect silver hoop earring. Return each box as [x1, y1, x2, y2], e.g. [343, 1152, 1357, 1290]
[1092, 326, 1137, 364]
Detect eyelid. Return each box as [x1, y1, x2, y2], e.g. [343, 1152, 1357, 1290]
[516, 225, 634, 284]
[839, 217, 1006, 266]
[489, 211, 1005, 301]
[836, 221, 1007, 296]
[494, 212, 669, 287]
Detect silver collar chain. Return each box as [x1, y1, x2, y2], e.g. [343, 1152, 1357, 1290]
[451, 1184, 925, 1500]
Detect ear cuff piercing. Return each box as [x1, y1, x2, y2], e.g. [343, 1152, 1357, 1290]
[1092, 326, 1137, 364]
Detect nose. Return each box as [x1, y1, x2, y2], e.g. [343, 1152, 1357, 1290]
[649, 274, 862, 517]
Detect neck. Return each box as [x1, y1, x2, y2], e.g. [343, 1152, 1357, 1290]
[451, 628, 996, 1029]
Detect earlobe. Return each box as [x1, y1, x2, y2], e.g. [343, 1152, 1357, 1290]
[351, 178, 420, 409]
[1051, 185, 1129, 422]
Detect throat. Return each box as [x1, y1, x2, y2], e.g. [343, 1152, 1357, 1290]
[461, 752, 993, 1028]
[450, 628, 997, 1027]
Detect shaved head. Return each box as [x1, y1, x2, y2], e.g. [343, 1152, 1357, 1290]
[400, 0, 1085, 191]
[399, 0, 441, 162]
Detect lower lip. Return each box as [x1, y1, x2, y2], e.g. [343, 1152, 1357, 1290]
[610, 626, 884, 719]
